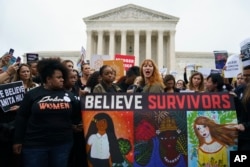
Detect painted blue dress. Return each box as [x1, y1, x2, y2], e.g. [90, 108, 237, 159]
[134, 137, 186, 167]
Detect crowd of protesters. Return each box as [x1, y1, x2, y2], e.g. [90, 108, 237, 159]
[0, 50, 250, 167]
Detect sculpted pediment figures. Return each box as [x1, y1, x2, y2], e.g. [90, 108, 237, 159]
[84, 4, 179, 22]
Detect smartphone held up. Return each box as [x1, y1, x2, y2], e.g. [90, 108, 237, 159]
[9, 48, 14, 54]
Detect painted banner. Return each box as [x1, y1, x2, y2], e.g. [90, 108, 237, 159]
[81, 93, 237, 167]
[0, 81, 25, 112]
[115, 54, 135, 71]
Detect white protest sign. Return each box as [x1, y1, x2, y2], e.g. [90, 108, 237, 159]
[0, 81, 25, 112]
[160, 67, 168, 76]
[240, 38, 250, 67]
[186, 64, 195, 70]
[90, 55, 111, 71]
[170, 70, 178, 77]
[198, 68, 211, 78]
[210, 69, 222, 74]
[224, 54, 242, 78]
[240, 38, 250, 48]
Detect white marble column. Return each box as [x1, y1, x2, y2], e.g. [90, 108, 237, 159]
[157, 30, 164, 68]
[146, 30, 152, 59]
[109, 30, 115, 59]
[86, 30, 92, 61]
[97, 30, 103, 55]
[134, 30, 140, 66]
[169, 30, 176, 72]
[121, 30, 127, 54]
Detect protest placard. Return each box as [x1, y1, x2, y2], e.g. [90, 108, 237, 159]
[0, 81, 25, 112]
[198, 67, 211, 78]
[240, 38, 250, 67]
[81, 93, 237, 167]
[115, 54, 135, 71]
[159, 67, 168, 77]
[90, 55, 111, 71]
[26, 53, 39, 63]
[185, 63, 195, 70]
[213, 50, 228, 69]
[224, 54, 242, 78]
[103, 59, 124, 81]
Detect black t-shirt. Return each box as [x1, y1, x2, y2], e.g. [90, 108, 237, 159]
[13, 86, 80, 147]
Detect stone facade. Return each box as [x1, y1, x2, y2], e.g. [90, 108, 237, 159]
[22, 4, 217, 80]
[83, 4, 179, 72]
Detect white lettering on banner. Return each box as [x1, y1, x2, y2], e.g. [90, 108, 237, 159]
[0, 97, 15, 107]
[15, 94, 24, 102]
[85, 95, 143, 110]
[4, 86, 25, 96]
[0, 90, 4, 98]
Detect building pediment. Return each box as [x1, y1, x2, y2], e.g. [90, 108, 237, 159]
[83, 4, 179, 22]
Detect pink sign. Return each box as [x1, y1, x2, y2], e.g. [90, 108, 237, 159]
[115, 54, 135, 71]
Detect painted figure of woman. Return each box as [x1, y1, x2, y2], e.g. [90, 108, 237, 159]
[86, 113, 124, 167]
[193, 116, 238, 167]
[134, 117, 187, 167]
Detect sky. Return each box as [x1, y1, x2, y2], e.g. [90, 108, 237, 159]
[1, 0, 250, 58]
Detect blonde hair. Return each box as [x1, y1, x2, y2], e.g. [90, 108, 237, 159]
[194, 116, 237, 147]
[12, 63, 37, 88]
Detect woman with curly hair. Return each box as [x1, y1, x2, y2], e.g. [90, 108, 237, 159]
[194, 116, 238, 167]
[140, 59, 165, 93]
[13, 58, 80, 167]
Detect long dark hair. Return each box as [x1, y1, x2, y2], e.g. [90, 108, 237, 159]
[86, 71, 100, 93]
[86, 113, 124, 163]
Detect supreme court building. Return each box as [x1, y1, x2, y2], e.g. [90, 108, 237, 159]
[83, 4, 179, 72]
[28, 4, 217, 79]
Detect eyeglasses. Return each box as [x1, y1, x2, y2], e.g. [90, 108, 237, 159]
[237, 78, 243, 80]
